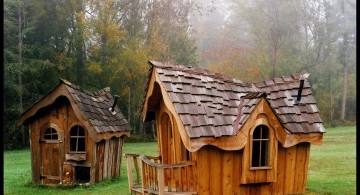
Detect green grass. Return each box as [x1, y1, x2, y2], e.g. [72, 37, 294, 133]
[4, 142, 159, 195]
[305, 126, 356, 195]
[4, 126, 356, 195]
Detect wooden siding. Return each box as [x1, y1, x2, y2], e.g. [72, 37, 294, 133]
[156, 101, 189, 164]
[95, 137, 124, 182]
[28, 98, 125, 185]
[195, 143, 311, 195]
[150, 96, 312, 194]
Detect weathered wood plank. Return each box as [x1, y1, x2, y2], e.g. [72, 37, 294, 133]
[284, 146, 297, 194]
[103, 140, 109, 178]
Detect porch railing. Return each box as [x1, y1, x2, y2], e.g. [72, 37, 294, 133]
[124, 153, 197, 195]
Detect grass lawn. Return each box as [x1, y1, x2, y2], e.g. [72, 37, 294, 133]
[4, 126, 356, 195]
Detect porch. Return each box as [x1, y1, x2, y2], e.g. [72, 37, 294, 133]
[124, 153, 197, 195]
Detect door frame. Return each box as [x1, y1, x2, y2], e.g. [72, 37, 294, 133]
[40, 123, 64, 184]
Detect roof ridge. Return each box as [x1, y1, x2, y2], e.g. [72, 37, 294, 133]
[148, 60, 251, 87]
[60, 78, 112, 97]
[254, 73, 308, 88]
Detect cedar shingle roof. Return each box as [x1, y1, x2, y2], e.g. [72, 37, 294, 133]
[147, 61, 325, 138]
[61, 79, 131, 133]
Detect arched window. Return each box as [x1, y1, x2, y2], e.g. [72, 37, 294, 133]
[44, 128, 58, 140]
[251, 125, 270, 167]
[70, 126, 85, 152]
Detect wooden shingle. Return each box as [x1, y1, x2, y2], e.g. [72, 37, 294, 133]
[147, 61, 325, 138]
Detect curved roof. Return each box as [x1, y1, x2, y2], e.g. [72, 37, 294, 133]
[144, 61, 325, 139]
[18, 79, 131, 134]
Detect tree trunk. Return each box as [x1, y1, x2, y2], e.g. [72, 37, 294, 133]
[75, 0, 85, 85]
[128, 87, 131, 130]
[340, 65, 348, 120]
[340, 0, 348, 121]
[18, 2, 25, 146]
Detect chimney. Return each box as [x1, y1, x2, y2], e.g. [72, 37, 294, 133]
[111, 95, 119, 112]
[295, 74, 309, 104]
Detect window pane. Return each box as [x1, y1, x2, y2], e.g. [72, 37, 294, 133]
[70, 126, 77, 136]
[44, 128, 57, 140]
[252, 140, 260, 167]
[252, 125, 270, 167]
[78, 128, 85, 136]
[253, 126, 261, 139]
[78, 138, 85, 151]
[260, 140, 269, 166]
[70, 126, 85, 152]
[261, 126, 269, 139]
[70, 138, 77, 151]
[44, 134, 51, 140]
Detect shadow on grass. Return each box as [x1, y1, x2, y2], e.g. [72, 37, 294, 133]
[24, 176, 121, 190]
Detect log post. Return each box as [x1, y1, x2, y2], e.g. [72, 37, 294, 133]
[158, 168, 165, 195]
[126, 156, 133, 193]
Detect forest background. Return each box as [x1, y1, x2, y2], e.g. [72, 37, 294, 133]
[4, 0, 356, 149]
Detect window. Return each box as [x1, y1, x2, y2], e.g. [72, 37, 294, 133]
[251, 125, 269, 168]
[70, 126, 85, 152]
[44, 128, 58, 140]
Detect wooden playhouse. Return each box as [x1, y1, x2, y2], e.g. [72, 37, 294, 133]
[18, 79, 130, 185]
[125, 61, 325, 195]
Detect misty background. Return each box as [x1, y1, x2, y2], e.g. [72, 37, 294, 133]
[4, 0, 356, 149]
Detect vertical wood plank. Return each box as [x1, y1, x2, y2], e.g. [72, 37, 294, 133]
[273, 144, 286, 194]
[302, 143, 311, 193]
[210, 147, 222, 194]
[109, 139, 113, 177]
[90, 142, 97, 184]
[233, 150, 243, 195]
[115, 138, 121, 177]
[294, 143, 310, 194]
[284, 146, 297, 194]
[222, 151, 233, 195]
[197, 147, 210, 195]
[103, 140, 109, 178]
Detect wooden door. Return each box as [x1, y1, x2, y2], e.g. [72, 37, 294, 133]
[40, 127, 62, 184]
[160, 113, 175, 165]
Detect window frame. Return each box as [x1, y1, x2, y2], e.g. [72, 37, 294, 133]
[69, 125, 86, 153]
[41, 124, 60, 144]
[250, 124, 272, 170]
[44, 127, 59, 140]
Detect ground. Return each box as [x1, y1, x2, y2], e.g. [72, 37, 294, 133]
[4, 126, 356, 195]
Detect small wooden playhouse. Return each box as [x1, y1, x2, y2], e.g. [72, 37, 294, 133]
[18, 79, 130, 185]
[125, 61, 325, 195]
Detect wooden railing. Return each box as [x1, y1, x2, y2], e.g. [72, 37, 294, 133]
[124, 153, 197, 195]
[124, 153, 161, 193]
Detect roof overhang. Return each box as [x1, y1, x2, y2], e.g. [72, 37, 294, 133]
[142, 67, 323, 152]
[17, 83, 130, 141]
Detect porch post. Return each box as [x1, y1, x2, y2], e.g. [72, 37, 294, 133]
[126, 155, 133, 193]
[158, 168, 165, 195]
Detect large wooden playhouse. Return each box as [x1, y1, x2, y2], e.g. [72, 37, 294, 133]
[125, 61, 325, 195]
[18, 79, 130, 185]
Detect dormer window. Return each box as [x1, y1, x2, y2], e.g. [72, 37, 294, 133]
[70, 126, 85, 152]
[241, 121, 277, 184]
[251, 125, 270, 168]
